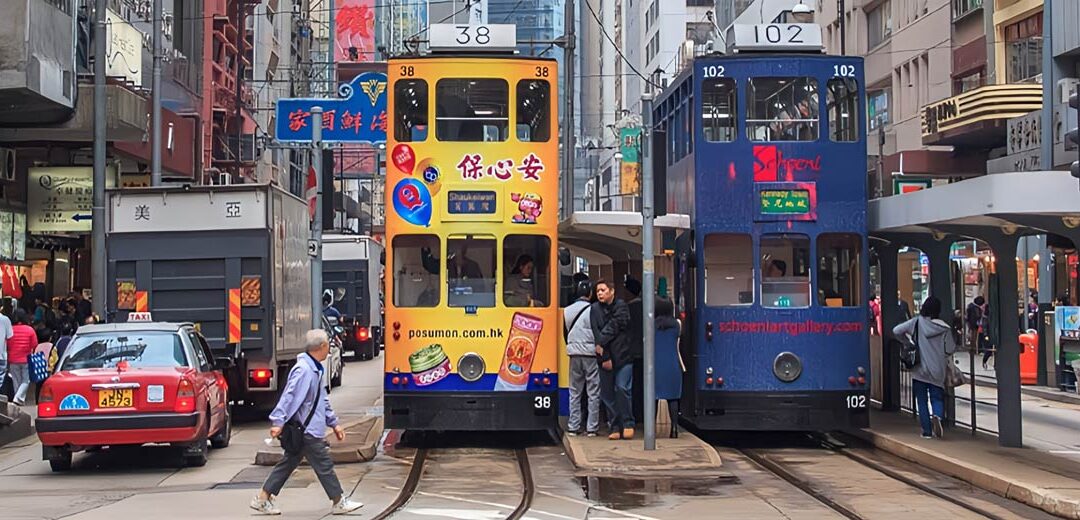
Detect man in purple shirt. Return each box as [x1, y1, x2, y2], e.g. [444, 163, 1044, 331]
[251, 329, 363, 515]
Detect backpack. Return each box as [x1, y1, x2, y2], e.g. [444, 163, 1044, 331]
[901, 319, 921, 370]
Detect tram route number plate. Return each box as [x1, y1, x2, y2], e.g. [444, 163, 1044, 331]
[846, 394, 867, 410]
[534, 396, 551, 409]
[429, 24, 517, 52]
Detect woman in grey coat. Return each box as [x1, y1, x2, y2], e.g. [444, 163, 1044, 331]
[892, 296, 957, 439]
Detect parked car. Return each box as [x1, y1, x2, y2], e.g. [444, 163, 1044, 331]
[36, 319, 232, 471]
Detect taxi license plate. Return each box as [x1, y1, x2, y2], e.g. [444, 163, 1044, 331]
[97, 389, 134, 408]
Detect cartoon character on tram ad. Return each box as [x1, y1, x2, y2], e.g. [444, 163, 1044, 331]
[510, 193, 543, 224]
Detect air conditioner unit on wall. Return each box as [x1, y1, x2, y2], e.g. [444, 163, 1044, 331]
[0, 148, 15, 181]
[1058, 78, 1079, 105]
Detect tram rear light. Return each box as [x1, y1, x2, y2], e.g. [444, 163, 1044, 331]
[542, 377, 551, 386]
[401, 376, 410, 386]
[393, 331, 401, 341]
[391, 376, 401, 385]
[393, 321, 401, 330]
[705, 377, 714, 386]
[857, 376, 866, 385]
[716, 377, 724, 386]
[848, 376, 857, 386]
[857, 366, 866, 376]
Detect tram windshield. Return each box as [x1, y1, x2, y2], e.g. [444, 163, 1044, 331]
[503, 235, 550, 307]
[394, 79, 428, 142]
[827, 78, 859, 142]
[760, 234, 811, 308]
[702, 78, 737, 142]
[436, 79, 510, 142]
[817, 234, 863, 307]
[393, 235, 440, 307]
[516, 80, 551, 142]
[746, 77, 819, 141]
[446, 235, 497, 307]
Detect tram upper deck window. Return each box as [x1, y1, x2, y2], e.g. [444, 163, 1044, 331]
[702, 78, 736, 142]
[817, 234, 863, 307]
[703, 234, 754, 306]
[504, 235, 550, 307]
[516, 80, 551, 142]
[394, 80, 428, 142]
[827, 78, 859, 142]
[447, 235, 497, 308]
[393, 235, 440, 307]
[760, 234, 811, 308]
[746, 77, 819, 142]
[436, 79, 509, 142]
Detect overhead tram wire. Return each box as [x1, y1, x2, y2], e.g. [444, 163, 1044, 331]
[583, 0, 661, 90]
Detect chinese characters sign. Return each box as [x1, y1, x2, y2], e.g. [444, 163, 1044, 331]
[760, 189, 810, 214]
[447, 191, 497, 214]
[335, 0, 375, 63]
[620, 127, 641, 195]
[456, 153, 545, 181]
[275, 72, 388, 144]
[28, 167, 95, 233]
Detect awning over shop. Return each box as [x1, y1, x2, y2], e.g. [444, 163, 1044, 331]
[559, 211, 690, 261]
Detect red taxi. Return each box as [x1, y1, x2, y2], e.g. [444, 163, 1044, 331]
[37, 317, 232, 471]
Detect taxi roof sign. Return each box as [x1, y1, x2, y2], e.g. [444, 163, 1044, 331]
[128, 312, 153, 322]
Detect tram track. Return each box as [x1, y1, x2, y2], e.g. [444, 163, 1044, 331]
[372, 447, 534, 520]
[737, 433, 1018, 520]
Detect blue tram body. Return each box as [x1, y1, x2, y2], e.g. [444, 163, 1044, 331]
[659, 53, 870, 431]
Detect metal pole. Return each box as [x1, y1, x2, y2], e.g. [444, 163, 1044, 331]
[92, 0, 107, 320]
[150, 0, 162, 186]
[876, 126, 885, 197]
[562, 0, 576, 221]
[311, 107, 324, 329]
[641, 93, 656, 450]
[1022, 236, 1029, 330]
[837, 0, 846, 55]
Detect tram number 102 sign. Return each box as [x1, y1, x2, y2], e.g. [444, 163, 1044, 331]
[731, 23, 823, 52]
[429, 24, 517, 52]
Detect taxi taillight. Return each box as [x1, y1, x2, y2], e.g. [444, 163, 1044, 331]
[38, 384, 56, 418]
[175, 378, 196, 413]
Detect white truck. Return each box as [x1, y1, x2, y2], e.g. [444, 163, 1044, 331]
[322, 234, 384, 360]
[106, 184, 311, 409]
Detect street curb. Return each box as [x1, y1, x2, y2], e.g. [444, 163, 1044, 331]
[561, 430, 724, 474]
[0, 399, 34, 448]
[972, 375, 1080, 406]
[253, 415, 383, 466]
[853, 428, 1080, 519]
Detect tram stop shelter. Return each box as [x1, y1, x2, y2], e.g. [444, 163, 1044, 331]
[559, 211, 690, 293]
[870, 170, 1080, 447]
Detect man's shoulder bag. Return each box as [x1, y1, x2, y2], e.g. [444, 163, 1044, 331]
[901, 320, 921, 370]
[278, 363, 321, 455]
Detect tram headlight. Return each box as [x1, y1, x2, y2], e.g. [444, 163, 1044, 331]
[457, 353, 485, 382]
[773, 352, 803, 383]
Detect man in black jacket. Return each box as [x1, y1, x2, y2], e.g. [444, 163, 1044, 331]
[591, 279, 635, 440]
[624, 278, 645, 425]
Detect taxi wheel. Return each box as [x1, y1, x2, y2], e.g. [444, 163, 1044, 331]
[210, 406, 232, 449]
[184, 418, 209, 467]
[49, 449, 72, 472]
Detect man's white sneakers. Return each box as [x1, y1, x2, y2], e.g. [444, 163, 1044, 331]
[249, 496, 281, 515]
[331, 497, 365, 515]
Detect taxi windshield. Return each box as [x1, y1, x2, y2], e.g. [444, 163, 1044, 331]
[60, 332, 188, 370]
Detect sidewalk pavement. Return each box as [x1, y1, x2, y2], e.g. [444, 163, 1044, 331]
[0, 395, 32, 448]
[562, 402, 724, 474]
[956, 354, 1080, 406]
[254, 409, 384, 466]
[857, 409, 1080, 519]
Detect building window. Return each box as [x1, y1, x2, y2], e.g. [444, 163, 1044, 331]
[704, 234, 753, 306]
[867, 1, 892, 49]
[503, 235, 550, 308]
[394, 79, 428, 142]
[952, 0, 982, 20]
[1004, 13, 1043, 84]
[687, 0, 714, 7]
[516, 80, 551, 142]
[953, 69, 983, 94]
[436, 79, 509, 142]
[817, 234, 863, 307]
[868, 90, 889, 131]
[447, 236, 497, 308]
[827, 78, 859, 142]
[760, 234, 811, 308]
[702, 78, 736, 142]
[686, 22, 713, 45]
[746, 77, 819, 142]
[393, 235, 440, 308]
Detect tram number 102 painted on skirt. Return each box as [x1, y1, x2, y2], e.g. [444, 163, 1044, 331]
[846, 394, 867, 409]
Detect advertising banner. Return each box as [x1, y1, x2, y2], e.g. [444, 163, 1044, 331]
[335, 0, 376, 62]
[619, 127, 641, 195]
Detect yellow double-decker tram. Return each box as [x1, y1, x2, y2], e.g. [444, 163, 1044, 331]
[383, 25, 559, 431]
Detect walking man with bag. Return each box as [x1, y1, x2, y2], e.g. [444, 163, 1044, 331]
[893, 296, 958, 439]
[250, 329, 364, 516]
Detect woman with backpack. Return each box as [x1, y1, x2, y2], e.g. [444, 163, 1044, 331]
[893, 296, 957, 439]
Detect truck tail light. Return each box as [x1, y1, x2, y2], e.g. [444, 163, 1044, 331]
[38, 384, 56, 418]
[175, 378, 196, 413]
[248, 369, 273, 388]
[356, 326, 369, 341]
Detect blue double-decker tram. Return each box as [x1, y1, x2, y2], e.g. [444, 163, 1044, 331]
[658, 26, 869, 431]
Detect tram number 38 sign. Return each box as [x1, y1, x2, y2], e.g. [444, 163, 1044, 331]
[429, 24, 517, 52]
[534, 396, 551, 409]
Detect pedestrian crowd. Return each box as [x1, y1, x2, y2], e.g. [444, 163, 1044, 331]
[0, 278, 99, 406]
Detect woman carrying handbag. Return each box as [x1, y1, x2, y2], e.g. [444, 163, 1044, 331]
[893, 296, 958, 439]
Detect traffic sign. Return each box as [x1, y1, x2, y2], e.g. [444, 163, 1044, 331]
[308, 239, 319, 257]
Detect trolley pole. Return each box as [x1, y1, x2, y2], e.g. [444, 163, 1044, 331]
[311, 107, 324, 329]
[641, 93, 656, 451]
[92, 0, 107, 320]
[150, 0, 162, 186]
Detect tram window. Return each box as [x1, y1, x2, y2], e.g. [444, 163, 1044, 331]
[393, 235, 440, 307]
[436, 79, 509, 142]
[817, 234, 863, 307]
[503, 235, 550, 307]
[516, 80, 550, 142]
[702, 78, 736, 142]
[827, 78, 859, 143]
[746, 77, 819, 142]
[760, 234, 812, 308]
[703, 234, 754, 306]
[394, 80, 428, 142]
[447, 235, 497, 308]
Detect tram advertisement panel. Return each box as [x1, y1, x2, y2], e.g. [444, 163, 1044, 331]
[385, 58, 559, 393]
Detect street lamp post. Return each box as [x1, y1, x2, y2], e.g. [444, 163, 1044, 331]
[641, 93, 656, 451]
